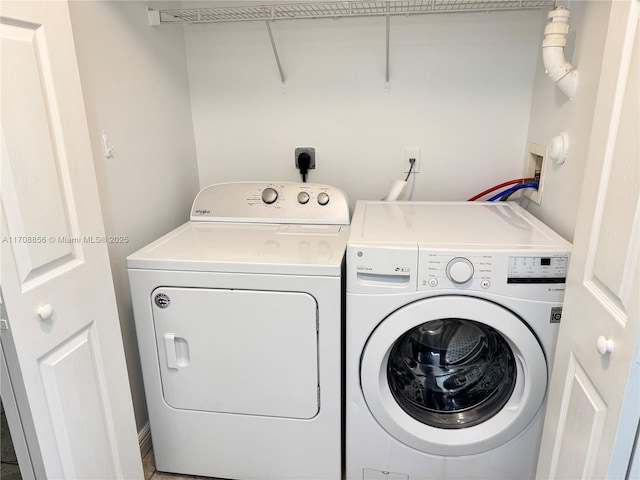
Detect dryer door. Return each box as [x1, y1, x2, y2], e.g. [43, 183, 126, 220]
[151, 287, 319, 419]
[360, 296, 547, 456]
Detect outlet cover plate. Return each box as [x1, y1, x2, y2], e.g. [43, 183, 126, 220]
[295, 147, 316, 169]
[404, 147, 421, 173]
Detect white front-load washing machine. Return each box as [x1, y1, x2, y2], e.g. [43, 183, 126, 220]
[127, 182, 349, 480]
[346, 201, 571, 480]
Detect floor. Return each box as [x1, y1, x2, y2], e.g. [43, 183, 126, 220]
[1, 402, 21, 480]
[143, 448, 224, 480]
[1, 401, 217, 480]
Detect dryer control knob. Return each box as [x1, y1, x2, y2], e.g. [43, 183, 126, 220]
[297, 191, 310, 204]
[446, 257, 474, 284]
[261, 187, 278, 204]
[317, 192, 330, 205]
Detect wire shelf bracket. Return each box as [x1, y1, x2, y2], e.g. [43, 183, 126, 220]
[147, 0, 556, 89]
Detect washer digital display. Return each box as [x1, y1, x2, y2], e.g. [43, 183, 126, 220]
[507, 256, 568, 284]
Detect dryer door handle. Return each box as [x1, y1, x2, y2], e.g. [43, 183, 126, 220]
[164, 333, 178, 369]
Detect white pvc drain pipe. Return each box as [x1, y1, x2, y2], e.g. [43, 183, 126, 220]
[542, 6, 578, 99]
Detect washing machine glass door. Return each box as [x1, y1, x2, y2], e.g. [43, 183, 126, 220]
[152, 287, 319, 419]
[361, 296, 547, 456]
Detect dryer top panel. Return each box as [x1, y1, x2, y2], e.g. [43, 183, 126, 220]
[127, 221, 349, 276]
[190, 182, 350, 225]
[349, 201, 571, 250]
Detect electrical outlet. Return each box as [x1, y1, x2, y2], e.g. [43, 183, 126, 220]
[522, 142, 547, 204]
[295, 147, 316, 170]
[404, 147, 421, 173]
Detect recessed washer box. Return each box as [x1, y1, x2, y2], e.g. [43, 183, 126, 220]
[523, 141, 548, 205]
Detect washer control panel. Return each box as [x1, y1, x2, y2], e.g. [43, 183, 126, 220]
[191, 182, 350, 224]
[420, 252, 496, 290]
[418, 250, 570, 297]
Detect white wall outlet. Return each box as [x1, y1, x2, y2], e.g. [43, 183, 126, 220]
[295, 147, 316, 170]
[522, 142, 547, 204]
[404, 147, 421, 173]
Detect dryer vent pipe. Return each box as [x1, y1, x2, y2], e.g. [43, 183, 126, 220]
[542, 6, 577, 99]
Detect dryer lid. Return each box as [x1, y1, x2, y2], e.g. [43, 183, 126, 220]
[127, 221, 349, 276]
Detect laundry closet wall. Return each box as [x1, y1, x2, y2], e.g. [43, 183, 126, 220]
[522, 0, 612, 242]
[184, 8, 543, 204]
[68, 1, 199, 434]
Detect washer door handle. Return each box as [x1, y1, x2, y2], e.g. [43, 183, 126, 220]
[504, 354, 526, 411]
[164, 333, 178, 369]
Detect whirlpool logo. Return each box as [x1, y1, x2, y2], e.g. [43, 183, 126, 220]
[194, 209, 211, 215]
[154, 293, 171, 309]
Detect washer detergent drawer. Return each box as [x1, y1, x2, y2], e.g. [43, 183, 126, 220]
[151, 287, 319, 419]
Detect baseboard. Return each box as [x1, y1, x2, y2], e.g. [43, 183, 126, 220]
[138, 422, 152, 457]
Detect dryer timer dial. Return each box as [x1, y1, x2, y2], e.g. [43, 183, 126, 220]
[261, 187, 278, 204]
[446, 257, 474, 284]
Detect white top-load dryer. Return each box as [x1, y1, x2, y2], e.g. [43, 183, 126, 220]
[346, 201, 571, 480]
[128, 182, 349, 480]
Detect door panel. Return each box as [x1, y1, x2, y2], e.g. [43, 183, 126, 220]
[591, 24, 639, 306]
[553, 354, 607, 479]
[152, 287, 319, 419]
[38, 326, 116, 479]
[1, 19, 80, 285]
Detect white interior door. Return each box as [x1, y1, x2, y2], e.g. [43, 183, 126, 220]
[536, 1, 639, 478]
[0, 1, 143, 478]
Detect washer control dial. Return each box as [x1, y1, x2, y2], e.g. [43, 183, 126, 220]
[446, 257, 474, 284]
[297, 191, 310, 204]
[261, 187, 278, 204]
[317, 192, 330, 205]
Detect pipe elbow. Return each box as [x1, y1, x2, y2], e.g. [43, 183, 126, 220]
[542, 6, 577, 99]
[555, 69, 578, 100]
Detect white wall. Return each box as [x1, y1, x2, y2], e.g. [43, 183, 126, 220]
[185, 10, 544, 206]
[68, 1, 199, 432]
[521, 0, 612, 241]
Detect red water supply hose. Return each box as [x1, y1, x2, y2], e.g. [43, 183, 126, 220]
[467, 178, 531, 201]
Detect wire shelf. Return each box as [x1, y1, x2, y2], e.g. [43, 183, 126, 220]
[147, 0, 556, 87]
[153, 0, 556, 24]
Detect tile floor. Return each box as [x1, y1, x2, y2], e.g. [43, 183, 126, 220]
[143, 448, 225, 480]
[1, 402, 21, 480]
